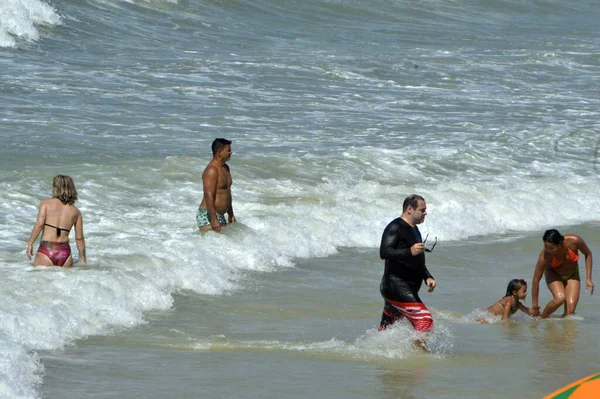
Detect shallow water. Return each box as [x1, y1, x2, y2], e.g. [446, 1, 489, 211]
[2, 0, 600, 397]
[40, 226, 600, 399]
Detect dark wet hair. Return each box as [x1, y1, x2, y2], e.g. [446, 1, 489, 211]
[542, 229, 565, 245]
[402, 194, 425, 212]
[211, 138, 232, 156]
[505, 279, 526, 297]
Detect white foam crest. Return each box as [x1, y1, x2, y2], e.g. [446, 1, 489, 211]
[112, 0, 179, 6]
[354, 322, 454, 358]
[0, 263, 174, 351]
[234, 170, 600, 249]
[268, 144, 600, 242]
[1, 147, 599, 398]
[0, 0, 61, 48]
[187, 321, 453, 359]
[6, 148, 600, 323]
[0, 257, 175, 399]
[421, 176, 600, 241]
[0, 331, 42, 399]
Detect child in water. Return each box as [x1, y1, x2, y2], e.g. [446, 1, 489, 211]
[479, 279, 530, 323]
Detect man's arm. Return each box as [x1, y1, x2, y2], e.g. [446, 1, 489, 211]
[227, 173, 236, 224]
[423, 265, 434, 282]
[202, 166, 221, 231]
[227, 202, 236, 223]
[379, 221, 411, 260]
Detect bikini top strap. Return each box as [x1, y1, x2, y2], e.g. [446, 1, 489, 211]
[44, 223, 69, 238]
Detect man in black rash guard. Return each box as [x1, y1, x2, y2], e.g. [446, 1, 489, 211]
[378, 194, 436, 335]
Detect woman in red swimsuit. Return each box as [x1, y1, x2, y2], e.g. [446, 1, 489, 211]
[531, 229, 593, 318]
[26, 175, 86, 267]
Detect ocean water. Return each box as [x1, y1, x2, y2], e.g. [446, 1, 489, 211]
[1, 0, 600, 398]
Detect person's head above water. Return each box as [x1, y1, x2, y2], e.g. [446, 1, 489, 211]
[505, 278, 527, 299]
[402, 194, 426, 226]
[402, 194, 424, 212]
[542, 229, 566, 254]
[52, 175, 78, 205]
[211, 138, 232, 156]
[543, 229, 565, 245]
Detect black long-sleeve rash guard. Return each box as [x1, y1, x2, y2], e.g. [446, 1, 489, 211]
[379, 217, 434, 287]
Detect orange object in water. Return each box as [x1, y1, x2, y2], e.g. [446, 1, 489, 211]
[543, 373, 600, 398]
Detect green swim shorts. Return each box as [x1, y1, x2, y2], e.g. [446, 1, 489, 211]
[196, 207, 227, 229]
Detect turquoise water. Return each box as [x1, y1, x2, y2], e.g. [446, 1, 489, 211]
[1, 0, 600, 398]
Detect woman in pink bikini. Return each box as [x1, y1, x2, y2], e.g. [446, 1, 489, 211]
[531, 229, 593, 318]
[27, 175, 86, 267]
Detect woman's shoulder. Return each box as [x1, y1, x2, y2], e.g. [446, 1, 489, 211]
[65, 202, 81, 213]
[564, 234, 583, 245]
[45, 198, 79, 213]
[39, 198, 57, 210]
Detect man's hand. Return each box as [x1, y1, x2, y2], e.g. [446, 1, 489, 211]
[426, 278, 436, 292]
[411, 243, 425, 256]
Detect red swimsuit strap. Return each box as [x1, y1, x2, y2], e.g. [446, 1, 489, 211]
[551, 245, 579, 268]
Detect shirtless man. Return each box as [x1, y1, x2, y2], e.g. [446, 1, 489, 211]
[531, 229, 593, 318]
[196, 138, 237, 232]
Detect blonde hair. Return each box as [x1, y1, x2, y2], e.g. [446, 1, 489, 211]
[52, 175, 78, 205]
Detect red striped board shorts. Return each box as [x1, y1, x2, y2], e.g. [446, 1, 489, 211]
[378, 299, 434, 332]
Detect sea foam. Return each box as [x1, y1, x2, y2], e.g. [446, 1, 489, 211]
[0, 0, 61, 47]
